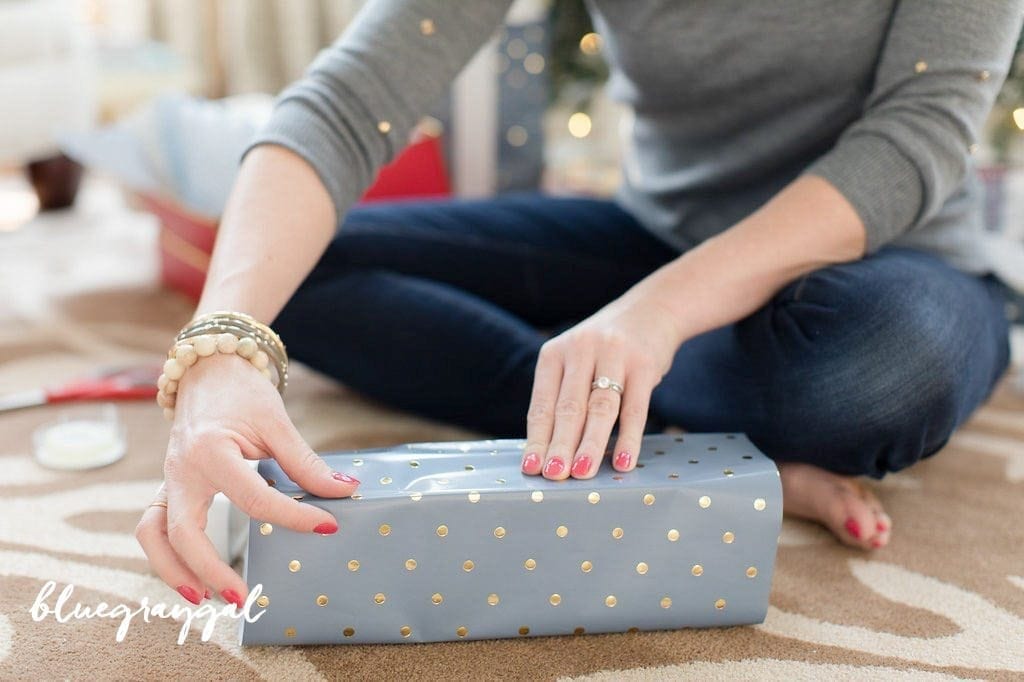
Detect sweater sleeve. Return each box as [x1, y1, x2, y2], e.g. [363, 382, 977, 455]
[242, 0, 514, 223]
[804, 0, 1023, 253]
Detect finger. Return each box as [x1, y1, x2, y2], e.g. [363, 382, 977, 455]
[570, 361, 625, 479]
[165, 482, 250, 609]
[610, 368, 657, 472]
[541, 352, 594, 480]
[216, 453, 340, 535]
[261, 413, 360, 496]
[135, 503, 207, 604]
[522, 342, 564, 475]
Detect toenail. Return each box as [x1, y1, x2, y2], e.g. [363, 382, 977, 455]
[872, 539, 884, 548]
[844, 518, 861, 539]
[876, 521, 887, 532]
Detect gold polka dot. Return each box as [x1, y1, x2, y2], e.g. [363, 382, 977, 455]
[420, 18, 435, 35]
[524, 558, 537, 570]
[556, 525, 568, 538]
[351, 493, 363, 500]
[753, 498, 766, 511]
[715, 598, 727, 610]
[256, 595, 270, 608]
[379, 523, 391, 536]
[723, 468, 734, 477]
[487, 593, 500, 606]
[347, 559, 360, 572]
[506, 125, 528, 147]
[456, 625, 468, 637]
[494, 478, 505, 484]
[574, 626, 586, 635]
[524, 52, 545, 75]
[284, 627, 296, 638]
[409, 460, 420, 468]
[343, 626, 355, 637]
[436, 524, 448, 537]
[723, 531, 735, 544]
[468, 491, 481, 503]
[410, 492, 423, 501]
[531, 490, 544, 502]
[316, 594, 328, 607]
[405, 558, 417, 571]
[464, 464, 475, 471]
[660, 596, 672, 609]
[978, 69, 991, 82]
[288, 560, 301, 573]
[549, 593, 562, 606]
[588, 491, 601, 504]
[691, 564, 704, 577]
[667, 529, 680, 542]
[612, 527, 624, 539]
[518, 626, 530, 636]
[374, 593, 386, 604]
[463, 559, 475, 572]
[636, 562, 649, 575]
[605, 595, 617, 607]
[699, 495, 712, 509]
[259, 522, 273, 536]
[377, 121, 392, 134]
[643, 493, 655, 505]
[581, 560, 593, 573]
[352, 458, 363, 466]
[668, 473, 679, 479]
[494, 526, 506, 539]
[746, 566, 758, 578]
[431, 593, 443, 605]
[291, 494, 305, 501]
[400, 625, 412, 637]
[915, 60, 928, 73]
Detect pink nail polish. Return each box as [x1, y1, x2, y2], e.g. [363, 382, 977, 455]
[844, 518, 861, 539]
[543, 457, 566, 477]
[571, 456, 592, 477]
[332, 471, 360, 484]
[614, 451, 631, 470]
[204, 589, 211, 600]
[221, 589, 245, 609]
[876, 521, 887, 532]
[177, 585, 202, 605]
[313, 521, 338, 535]
[522, 452, 542, 474]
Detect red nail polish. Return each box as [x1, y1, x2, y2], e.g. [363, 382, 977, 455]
[313, 521, 338, 535]
[177, 585, 202, 605]
[332, 471, 360, 484]
[614, 451, 631, 470]
[221, 589, 246, 609]
[571, 456, 592, 477]
[543, 457, 565, 477]
[204, 589, 211, 600]
[522, 452, 542, 474]
[876, 521, 887, 532]
[844, 518, 861, 539]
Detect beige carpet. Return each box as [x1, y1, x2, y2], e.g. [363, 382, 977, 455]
[2, 177, 1024, 680]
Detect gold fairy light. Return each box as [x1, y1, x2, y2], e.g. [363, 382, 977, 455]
[579, 32, 602, 55]
[568, 112, 592, 139]
[1013, 108, 1024, 130]
[524, 53, 545, 74]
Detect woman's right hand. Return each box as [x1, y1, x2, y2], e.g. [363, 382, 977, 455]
[135, 351, 360, 608]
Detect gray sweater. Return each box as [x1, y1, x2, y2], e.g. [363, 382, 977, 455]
[247, 0, 1023, 275]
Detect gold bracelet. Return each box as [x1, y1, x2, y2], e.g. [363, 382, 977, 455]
[176, 311, 288, 391]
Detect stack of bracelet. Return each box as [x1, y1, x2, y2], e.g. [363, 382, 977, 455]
[155, 311, 289, 420]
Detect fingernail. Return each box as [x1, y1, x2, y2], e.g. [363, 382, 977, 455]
[220, 588, 245, 609]
[522, 452, 542, 474]
[876, 521, 887, 532]
[204, 589, 211, 600]
[571, 456, 592, 477]
[844, 518, 861, 539]
[614, 451, 631, 470]
[542, 457, 565, 477]
[332, 471, 360, 484]
[313, 521, 338, 535]
[177, 585, 203, 605]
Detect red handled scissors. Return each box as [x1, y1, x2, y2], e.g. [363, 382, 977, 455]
[0, 365, 161, 413]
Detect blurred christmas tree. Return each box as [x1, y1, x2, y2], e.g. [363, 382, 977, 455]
[548, 0, 607, 111]
[990, 32, 1024, 164]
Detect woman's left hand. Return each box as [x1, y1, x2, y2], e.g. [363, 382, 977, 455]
[521, 286, 685, 479]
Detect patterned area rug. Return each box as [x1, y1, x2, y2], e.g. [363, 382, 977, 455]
[2, 179, 1023, 680]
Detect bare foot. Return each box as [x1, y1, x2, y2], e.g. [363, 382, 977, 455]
[778, 461, 892, 550]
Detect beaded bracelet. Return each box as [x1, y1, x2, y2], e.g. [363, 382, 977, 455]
[156, 332, 278, 420]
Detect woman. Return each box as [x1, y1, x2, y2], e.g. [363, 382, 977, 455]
[136, 0, 1020, 608]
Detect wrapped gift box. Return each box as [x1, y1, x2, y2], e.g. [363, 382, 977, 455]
[240, 433, 782, 645]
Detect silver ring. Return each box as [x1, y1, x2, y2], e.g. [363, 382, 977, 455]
[591, 375, 624, 394]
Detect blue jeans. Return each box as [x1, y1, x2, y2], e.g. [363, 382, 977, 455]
[273, 193, 1012, 478]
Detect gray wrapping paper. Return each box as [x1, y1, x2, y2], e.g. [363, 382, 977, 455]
[241, 433, 782, 645]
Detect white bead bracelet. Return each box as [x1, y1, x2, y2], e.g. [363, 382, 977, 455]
[156, 332, 275, 420]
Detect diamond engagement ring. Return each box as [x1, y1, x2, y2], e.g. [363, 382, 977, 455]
[591, 376, 624, 394]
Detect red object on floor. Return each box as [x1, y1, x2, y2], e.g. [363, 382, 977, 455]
[143, 134, 450, 302]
